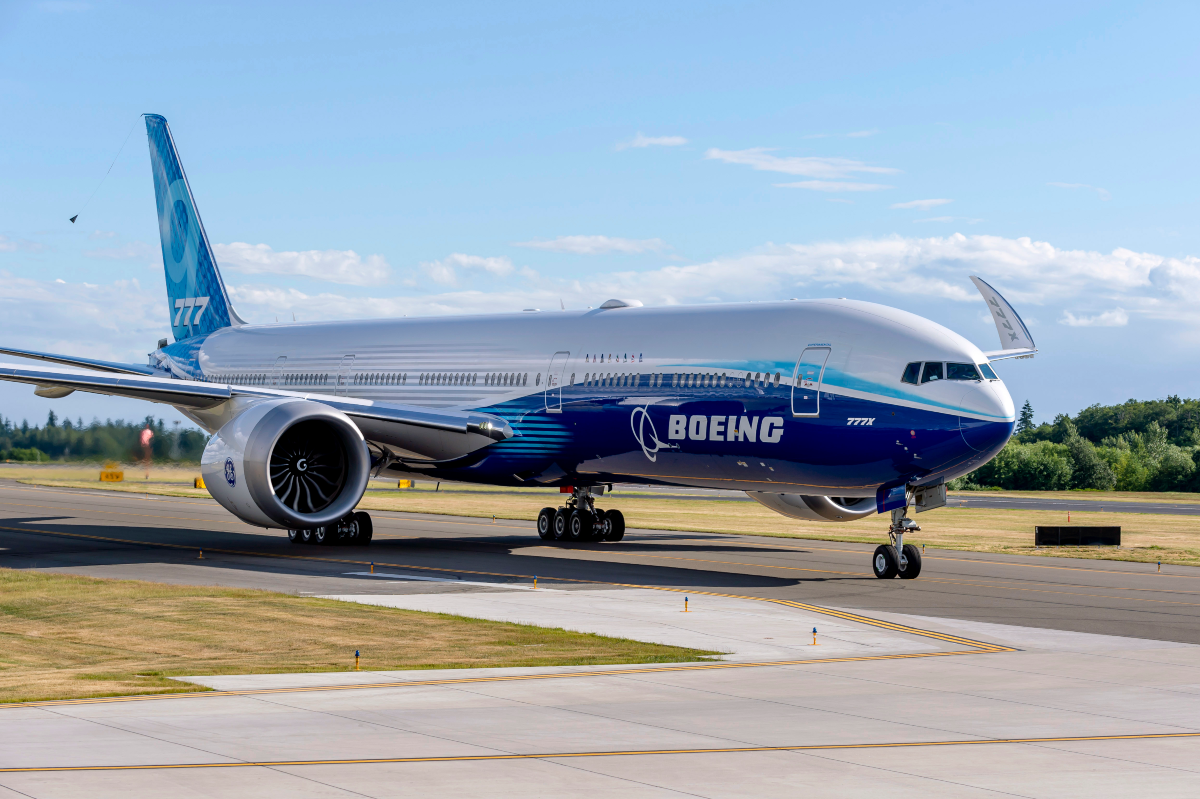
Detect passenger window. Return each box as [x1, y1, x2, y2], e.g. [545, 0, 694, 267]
[901, 362, 921, 385]
[979, 363, 998, 380]
[947, 363, 981, 381]
[920, 362, 943, 384]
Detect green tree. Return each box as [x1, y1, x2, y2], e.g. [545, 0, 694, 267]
[1017, 400, 1035, 435]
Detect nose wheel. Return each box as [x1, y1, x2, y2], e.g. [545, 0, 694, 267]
[873, 506, 922, 579]
[538, 488, 625, 544]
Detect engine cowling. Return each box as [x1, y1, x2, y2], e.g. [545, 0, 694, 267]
[748, 492, 877, 523]
[201, 399, 371, 529]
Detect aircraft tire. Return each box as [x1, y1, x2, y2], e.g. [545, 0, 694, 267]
[300, 528, 315, 545]
[872, 545, 898, 578]
[354, 511, 373, 545]
[537, 507, 556, 540]
[605, 509, 626, 541]
[288, 529, 301, 544]
[899, 544, 922, 579]
[552, 508, 569, 541]
[569, 510, 594, 541]
[313, 526, 332, 546]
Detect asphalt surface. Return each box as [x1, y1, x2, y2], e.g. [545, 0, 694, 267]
[2, 479, 1200, 644]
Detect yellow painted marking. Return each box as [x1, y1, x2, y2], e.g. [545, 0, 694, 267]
[3, 731, 1198, 772]
[0, 650, 984, 710]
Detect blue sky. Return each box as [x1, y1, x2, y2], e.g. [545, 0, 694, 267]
[1, 1, 1199, 431]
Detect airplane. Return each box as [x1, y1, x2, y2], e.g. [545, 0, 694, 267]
[0, 114, 1036, 580]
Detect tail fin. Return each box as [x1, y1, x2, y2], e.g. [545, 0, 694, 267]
[145, 114, 243, 342]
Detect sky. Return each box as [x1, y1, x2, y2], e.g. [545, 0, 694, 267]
[1, 1, 1199, 432]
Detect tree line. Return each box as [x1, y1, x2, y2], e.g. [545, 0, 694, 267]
[0, 411, 208, 463]
[952, 396, 1200, 492]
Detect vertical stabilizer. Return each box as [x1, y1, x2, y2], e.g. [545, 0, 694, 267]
[145, 114, 243, 342]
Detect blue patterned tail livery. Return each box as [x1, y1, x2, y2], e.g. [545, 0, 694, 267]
[145, 114, 240, 342]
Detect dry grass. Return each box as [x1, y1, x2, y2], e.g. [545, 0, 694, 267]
[0, 569, 717, 703]
[14, 473, 1200, 567]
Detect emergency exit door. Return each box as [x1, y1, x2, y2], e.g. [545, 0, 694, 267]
[791, 347, 830, 417]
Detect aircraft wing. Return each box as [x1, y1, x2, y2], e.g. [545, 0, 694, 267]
[970, 276, 1036, 357]
[0, 361, 512, 455]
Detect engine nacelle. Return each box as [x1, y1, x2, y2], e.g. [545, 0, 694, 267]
[748, 492, 877, 523]
[201, 399, 371, 529]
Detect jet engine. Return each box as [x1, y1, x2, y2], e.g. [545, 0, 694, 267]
[748, 492, 877, 523]
[201, 399, 371, 529]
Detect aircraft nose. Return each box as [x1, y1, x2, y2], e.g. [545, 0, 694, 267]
[958, 381, 1015, 452]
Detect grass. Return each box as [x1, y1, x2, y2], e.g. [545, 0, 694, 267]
[12, 468, 1200, 567]
[0, 569, 718, 704]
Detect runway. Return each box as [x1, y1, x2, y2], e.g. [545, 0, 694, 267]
[3, 480, 1200, 796]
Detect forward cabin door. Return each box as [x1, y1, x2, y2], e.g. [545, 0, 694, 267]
[335, 355, 355, 396]
[544, 351, 570, 413]
[791, 347, 831, 417]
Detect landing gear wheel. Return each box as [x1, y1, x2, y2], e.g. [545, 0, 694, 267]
[300, 528, 314, 544]
[569, 510, 594, 541]
[603, 509, 625, 541]
[354, 511, 373, 545]
[552, 508, 569, 541]
[313, 526, 331, 546]
[899, 543, 922, 579]
[872, 545, 899, 579]
[537, 507, 556, 540]
[287, 529, 300, 544]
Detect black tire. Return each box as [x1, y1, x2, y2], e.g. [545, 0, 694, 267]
[313, 526, 332, 545]
[299, 528, 314, 544]
[899, 543, 922, 579]
[569, 510, 593, 541]
[537, 507, 556, 540]
[287, 529, 300, 544]
[605, 509, 625, 541]
[354, 511, 373, 545]
[872, 545, 899, 578]
[552, 508, 569, 541]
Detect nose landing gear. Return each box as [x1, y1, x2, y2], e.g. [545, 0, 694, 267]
[872, 506, 922, 579]
[538, 486, 625, 543]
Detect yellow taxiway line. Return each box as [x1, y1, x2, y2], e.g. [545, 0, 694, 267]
[3, 731, 1199, 773]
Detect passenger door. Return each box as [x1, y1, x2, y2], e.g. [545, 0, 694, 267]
[791, 347, 831, 417]
[544, 351, 570, 413]
[335, 355, 355, 396]
[271, 356, 287, 387]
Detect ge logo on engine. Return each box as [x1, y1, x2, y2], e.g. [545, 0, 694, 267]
[224, 457, 236, 487]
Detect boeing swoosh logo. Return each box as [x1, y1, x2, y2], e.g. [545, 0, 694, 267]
[631, 406, 672, 462]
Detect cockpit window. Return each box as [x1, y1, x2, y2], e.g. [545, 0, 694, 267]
[901, 362, 921, 385]
[947, 363, 981, 381]
[920, 362, 944, 384]
[979, 363, 998, 380]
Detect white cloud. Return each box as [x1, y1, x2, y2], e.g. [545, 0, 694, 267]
[1048, 182, 1111, 201]
[214, 242, 391, 286]
[1059, 308, 1129, 327]
[514, 235, 668, 255]
[705, 147, 899, 179]
[0, 235, 45, 253]
[891, 199, 952, 210]
[775, 180, 892, 192]
[88, 230, 117, 240]
[616, 133, 688, 150]
[420, 253, 516, 286]
[845, 129, 879, 138]
[915, 216, 983, 224]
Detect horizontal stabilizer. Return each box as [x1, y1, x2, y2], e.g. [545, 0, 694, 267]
[0, 345, 157, 375]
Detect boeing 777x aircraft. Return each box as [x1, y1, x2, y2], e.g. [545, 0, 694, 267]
[0, 115, 1036, 580]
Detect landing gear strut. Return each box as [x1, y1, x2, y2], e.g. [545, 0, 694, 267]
[873, 506, 922, 579]
[537, 486, 624, 544]
[289, 511, 373, 546]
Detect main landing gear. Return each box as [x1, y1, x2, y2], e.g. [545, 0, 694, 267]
[537, 486, 625, 544]
[872, 506, 922, 579]
[288, 511, 373, 546]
